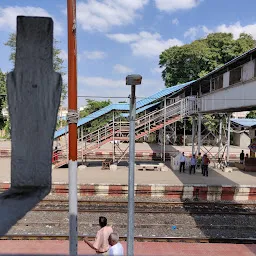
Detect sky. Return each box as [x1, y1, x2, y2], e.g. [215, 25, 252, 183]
[1, 0, 256, 107]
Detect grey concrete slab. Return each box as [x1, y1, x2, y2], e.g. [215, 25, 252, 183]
[7, 16, 61, 187]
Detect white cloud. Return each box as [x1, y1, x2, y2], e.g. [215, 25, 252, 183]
[107, 33, 140, 43]
[155, 0, 201, 12]
[184, 22, 256, 40]
[216, 22, 256, 39]
[172, 18, 179, 25]
[77, 0, 148, 32]
[113, 64, 133, 74]
[0, 6, 63, 36]
[184, 25, 212, 39]
[107, 31, 183, 57]
[83, 51, 107, 60]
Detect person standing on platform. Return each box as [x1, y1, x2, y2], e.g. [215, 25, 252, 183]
[179, 152, 186, 173]
[190, 154, 196, 174]
[84, 216, 113, 255]
[108, 233, 124, 256]
[201, 154, 206, 174]
[197, 152, 202, 170]
[203, 154, 210, 177]
[240, 150, 245, 164]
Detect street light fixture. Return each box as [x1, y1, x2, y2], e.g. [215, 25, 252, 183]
[126, 74, 142, 256]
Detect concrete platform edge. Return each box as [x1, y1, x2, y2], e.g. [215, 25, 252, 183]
[0, 183, 255, 201]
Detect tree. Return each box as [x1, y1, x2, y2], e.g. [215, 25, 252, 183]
[0, 69, 6, 129]
[80, 99, 112, 133]
[160, 33, 255, 87]
[246, 111, 256, 119]
[4, 33, 67, 100]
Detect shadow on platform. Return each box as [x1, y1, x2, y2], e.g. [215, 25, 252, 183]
[0, 187, 50, 236]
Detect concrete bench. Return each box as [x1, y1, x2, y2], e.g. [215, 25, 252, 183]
[137, 164, 160, 171]
[102, 159, 113, 170]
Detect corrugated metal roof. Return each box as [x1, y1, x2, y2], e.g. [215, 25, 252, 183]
[121, 102, 160, 118]
[54, 81, 193, 139]
[231, 118, 256, 128]
[136, 81, 194, 108]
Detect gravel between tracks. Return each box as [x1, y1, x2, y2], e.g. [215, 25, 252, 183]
[6, 210, 256, 239]
[44, 194, 256, 204]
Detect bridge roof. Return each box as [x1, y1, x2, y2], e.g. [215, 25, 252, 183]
[231, 118, 256, 128]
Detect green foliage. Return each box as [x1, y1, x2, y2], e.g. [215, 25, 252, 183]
[160, 33, 255, 87]
[80, 99, 112, 133]
[4, 33, 67, 100]
[246, 111, 256, 119]
[3, 118, 10, 138]
[203, 114, 219, 132]
[0, 69, 6, 130]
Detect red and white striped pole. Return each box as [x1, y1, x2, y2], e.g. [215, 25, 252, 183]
[67, 0, 78, 255]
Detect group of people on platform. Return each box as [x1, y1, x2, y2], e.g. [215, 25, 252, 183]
[179, 152, 210, 176]
[83, 216, 124, 255]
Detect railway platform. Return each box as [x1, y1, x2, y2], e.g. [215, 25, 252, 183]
[0, 240, 255, 256]
[0, 158, 255, 201]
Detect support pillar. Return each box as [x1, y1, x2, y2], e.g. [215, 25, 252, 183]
[174, 122, 177, 145]
[7, 16, 62, 187]
[218, 118, 223, 158]
[81, 128, 84, 165]
[67, 1, 78, 254]
[197, 113, 202, 154]
[112, 111, 115, 162]
[192, 116, 195, 155]
[226, 114, 231, 164]
[163, 97, 166, 162]
[127, 84, 136, 256]
[65, 125, 68, 162]
[183, 118, 186, 147]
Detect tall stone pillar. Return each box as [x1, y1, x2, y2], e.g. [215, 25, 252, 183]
[7, 16, 62, 188]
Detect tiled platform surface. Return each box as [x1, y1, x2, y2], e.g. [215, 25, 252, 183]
[0, 241, 255, 256]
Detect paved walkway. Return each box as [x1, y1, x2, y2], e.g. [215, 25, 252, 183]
[0, 158, 256, 186]
[0, 241, 255, 256]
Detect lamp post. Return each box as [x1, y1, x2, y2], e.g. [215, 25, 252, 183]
[126, 74, 142, 256]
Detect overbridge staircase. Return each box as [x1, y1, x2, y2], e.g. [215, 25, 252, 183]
[53, 97, 197, 167]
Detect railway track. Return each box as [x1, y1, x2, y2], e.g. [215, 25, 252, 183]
[1, 235, 255, 244]
[33, 200, 256, 215]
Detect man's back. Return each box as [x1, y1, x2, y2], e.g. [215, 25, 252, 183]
[109, 242, 124, 256]
[94, 226, 113, 253]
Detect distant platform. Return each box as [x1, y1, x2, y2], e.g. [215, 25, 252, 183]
[0, 158, 255, 201]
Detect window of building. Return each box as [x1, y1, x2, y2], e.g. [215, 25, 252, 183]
[229, 67, 242, 85]
[212, 75, 223, 90]
[201, 81, 211, 94]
